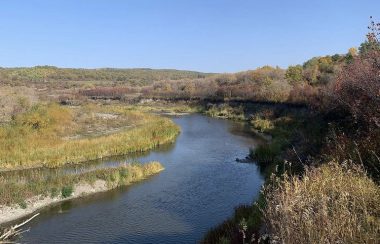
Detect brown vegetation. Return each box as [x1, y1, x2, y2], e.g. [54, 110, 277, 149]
[203, 19, 380, 243]
[264, 162, 380, 244]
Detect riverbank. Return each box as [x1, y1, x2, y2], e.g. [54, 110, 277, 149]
[201, 93, 380, 243]
[201, 102, 327, 243]
[0, 161, 164, 225]
[0, 180, 108, 225]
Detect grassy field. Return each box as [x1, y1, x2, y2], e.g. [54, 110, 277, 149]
[0, 102, 180, 169]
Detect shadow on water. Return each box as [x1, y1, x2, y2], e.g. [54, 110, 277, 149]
[9, 114, 264, 244]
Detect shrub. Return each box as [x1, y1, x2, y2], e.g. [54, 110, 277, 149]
[320, 46, 380, 179]
[119, 167, 129, 179]
[250, 144, 279, 167]
[205, 104, 245, 120]
[264, 162, 380, 243]
[250, 117, 274, 133]
[18, 201, 27, 209]
[50, 187, 59, 198]
[61, 186, 74, 198]
[202, 194, 266, 244]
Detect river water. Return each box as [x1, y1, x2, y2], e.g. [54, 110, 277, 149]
[17, 114, 264, 243]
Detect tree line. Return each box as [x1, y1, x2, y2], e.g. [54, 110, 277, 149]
[0, 66, 211, 86]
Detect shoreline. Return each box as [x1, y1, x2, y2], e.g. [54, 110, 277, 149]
[0, 169, 164, 226]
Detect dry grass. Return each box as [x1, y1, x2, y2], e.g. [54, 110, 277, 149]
[264, 162, 380, 243]
[250, 116, 274, 133]
[205, 104, 245, 120]
[0, 103, 179, 169]
[0, 161, 164, 206]
[0, 86, 38, 123]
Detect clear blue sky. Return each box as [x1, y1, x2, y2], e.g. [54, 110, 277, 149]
[0, 0, 378, 72]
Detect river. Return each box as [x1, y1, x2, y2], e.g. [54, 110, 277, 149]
[13, 114, 264, 243]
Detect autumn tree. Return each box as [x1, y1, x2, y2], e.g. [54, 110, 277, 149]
[328, 17, 380, 178]
[359, 16, 380, 56]
[285, 65, 303, 85]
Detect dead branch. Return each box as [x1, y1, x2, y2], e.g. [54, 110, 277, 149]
[0, 213, 39, 243]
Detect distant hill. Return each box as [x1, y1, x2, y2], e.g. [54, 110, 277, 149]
[0, 66, 214, 86]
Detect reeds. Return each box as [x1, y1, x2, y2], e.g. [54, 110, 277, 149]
[264, 162, 380, 243]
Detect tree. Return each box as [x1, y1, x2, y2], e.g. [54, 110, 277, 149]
[285, 65, 303, 85]
[348, 47, 358, 56]
[359, 41, 379, 56]
[359, 16, 380, 56]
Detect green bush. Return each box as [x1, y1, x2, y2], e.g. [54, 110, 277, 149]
[18, 200, 27, 209]
[61, 185, 74, 198]
[250, 142, 281, 167]
[50, 187, 59, 198]
[119, 167, 128, 178]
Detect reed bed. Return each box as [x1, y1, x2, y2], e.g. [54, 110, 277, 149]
[264, 162, 380, 243]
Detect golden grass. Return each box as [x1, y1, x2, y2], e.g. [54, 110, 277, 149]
[250, 116, 274, 133]
[0, 103, 180, 169]
[264, 162, 380, 243]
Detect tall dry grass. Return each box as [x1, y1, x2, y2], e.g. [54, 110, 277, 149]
[264, 162, 380, 243]
[0, 104, 179, 169]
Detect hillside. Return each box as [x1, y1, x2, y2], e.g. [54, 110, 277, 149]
[0, 66, 213, 87]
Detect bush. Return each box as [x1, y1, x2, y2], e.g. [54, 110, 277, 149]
[61, 186, 74, 198]
[50, 187, 59, 198]
[18, 201, 27, 209]
[250, 117, 274, 133]
[250, 143, 280, 167]
[202, 194, 266, 244]
[264, 162, 380, 243]
[205, 104, 245, 120]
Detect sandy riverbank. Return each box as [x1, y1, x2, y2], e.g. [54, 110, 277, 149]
[0, 167, 164, 226]
[0, 180, 108, 225]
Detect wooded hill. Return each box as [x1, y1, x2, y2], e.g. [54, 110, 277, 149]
[0, 66, 213, 86]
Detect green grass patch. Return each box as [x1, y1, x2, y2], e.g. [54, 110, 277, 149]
[61, 186, 73, 198]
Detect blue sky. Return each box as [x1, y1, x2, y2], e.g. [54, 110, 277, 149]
[0, 0, 378, 72]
